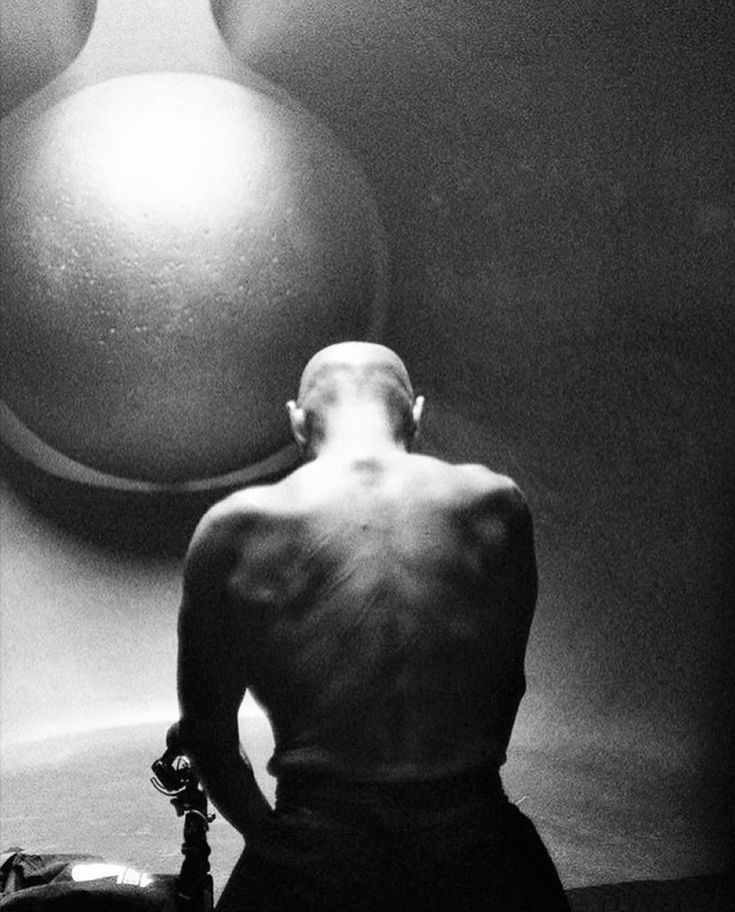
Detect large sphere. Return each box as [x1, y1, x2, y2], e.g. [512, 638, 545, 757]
[0, 72, 387, 483]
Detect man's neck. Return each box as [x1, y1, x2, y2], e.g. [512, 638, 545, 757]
[311, 405, 406, 462]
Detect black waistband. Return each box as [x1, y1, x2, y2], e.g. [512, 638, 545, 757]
[276, 762, 505, 813]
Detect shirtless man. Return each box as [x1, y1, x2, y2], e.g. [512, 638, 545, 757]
[177, 342, 569, 911]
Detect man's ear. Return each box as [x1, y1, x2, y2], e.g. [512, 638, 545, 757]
[412, 395, 425, 437]
[287, 400, 308, 448]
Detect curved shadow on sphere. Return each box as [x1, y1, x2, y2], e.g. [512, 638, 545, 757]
[1, 442, 295, 558]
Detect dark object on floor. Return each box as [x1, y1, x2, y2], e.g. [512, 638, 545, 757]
[0, 880, 176, 911]
[1, 851, 103, 893]
[0, 850, 176, 910]
[2, 854, 732, 912]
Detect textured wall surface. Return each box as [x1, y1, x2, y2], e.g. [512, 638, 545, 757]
[1, 0, 733, 881]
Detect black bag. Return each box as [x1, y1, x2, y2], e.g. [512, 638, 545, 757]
[0, 849, 176, 911]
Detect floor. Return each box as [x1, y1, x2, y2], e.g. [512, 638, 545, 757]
[2, 721, 733, 901]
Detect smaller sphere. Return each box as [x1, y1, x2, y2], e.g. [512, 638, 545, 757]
[0, 0, 97, 117]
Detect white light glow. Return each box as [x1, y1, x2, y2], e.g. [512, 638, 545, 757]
[71, 864, 153, 888]
[63, 73, 274, 226]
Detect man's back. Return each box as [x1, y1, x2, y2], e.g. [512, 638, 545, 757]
[215, 451, 536, 782]
[178, 342, 569, 912]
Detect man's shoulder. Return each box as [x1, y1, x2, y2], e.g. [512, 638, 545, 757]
[409, 455, 526, 512]
[206, 484, 285, 519]
[457, 463, 528, 512]
[186, 484, 288, 560]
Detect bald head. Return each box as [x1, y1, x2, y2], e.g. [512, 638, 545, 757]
[289, 342, 422, 453]
[298, 342, 413, 402]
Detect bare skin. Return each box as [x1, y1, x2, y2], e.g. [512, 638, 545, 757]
[177, 343, 537, 844]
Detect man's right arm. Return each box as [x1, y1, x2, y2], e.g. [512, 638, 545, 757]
[177, 503, 273, 841]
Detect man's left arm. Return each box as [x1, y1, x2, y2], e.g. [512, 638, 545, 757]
[478, 475, 539, 741]
[177, 510, 272, 842]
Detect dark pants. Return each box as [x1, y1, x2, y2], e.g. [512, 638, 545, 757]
[217, 766, 570, 912]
